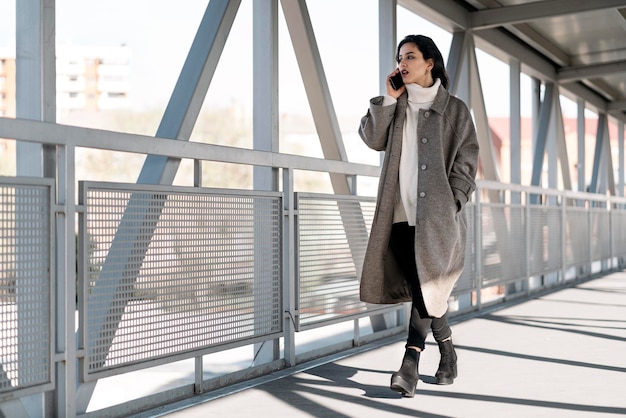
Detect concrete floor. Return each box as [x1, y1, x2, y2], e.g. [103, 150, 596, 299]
[134, 271, 626, 418]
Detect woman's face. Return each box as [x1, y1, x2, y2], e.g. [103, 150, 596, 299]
[397, 43, 434, 88]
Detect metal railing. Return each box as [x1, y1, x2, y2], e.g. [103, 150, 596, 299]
[77, 182, 283, 381]
[0, 117, 625, 416]
[0, 177, 55, 400]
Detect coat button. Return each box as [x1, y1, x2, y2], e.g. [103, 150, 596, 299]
[420, 164, 427, 170]
[424, 111, 430, 118]
[419, 192, 426, 198]
[421, 137, 428, 143]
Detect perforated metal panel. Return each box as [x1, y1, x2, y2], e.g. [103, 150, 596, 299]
[480, 204, 501, 286]
[527, 205, 562, 276]
[611, 209, 626, 258]
[296, 193, 379, 330]
[506, 205, 527, 279]
[78, 182, 282, 379]
[0, 178, 53, 396]
[590, 208, 611, 261]
[481, 204, 527, 287]
[565, 207, 590, 268]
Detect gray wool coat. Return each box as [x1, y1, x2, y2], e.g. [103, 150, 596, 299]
[358, 85, 479, 318]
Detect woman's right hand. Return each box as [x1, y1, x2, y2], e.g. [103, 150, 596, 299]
[386, 69, 405, 98]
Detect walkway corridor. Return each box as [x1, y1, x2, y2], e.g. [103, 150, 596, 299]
[135, 271, 626, 418]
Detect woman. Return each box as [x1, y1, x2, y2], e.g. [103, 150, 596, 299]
[358, 34, 479, 398]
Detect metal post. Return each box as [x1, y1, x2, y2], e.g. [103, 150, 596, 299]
[510, 58, 521, 192]
[525, 190, 532, 294]
[252, 0, 280, 367]
[619, 121, 625, 197]
[560, 190, 567, 283]
[577, 99, 586, 193]
[378, 0, 397, 95]
[14, 1, 57, 416]
[282, 168, 296, 367]
[474, 189, 482, 311]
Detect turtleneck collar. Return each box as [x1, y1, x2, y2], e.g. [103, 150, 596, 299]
[405, 78, 441, 105]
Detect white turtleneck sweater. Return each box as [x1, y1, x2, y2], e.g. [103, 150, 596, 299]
[386, 79, 441, 225]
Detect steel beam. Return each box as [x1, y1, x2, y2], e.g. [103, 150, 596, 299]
[473, 28, 557, 83]
[558, 60, 626, 83]
[589, 113, 607, 193]
[76, 1, 241, 411]
[447, 31, 469, 103]
[552, 84, 573, 190]
[378, 0, 397, 95]
[530, 83, 554, 189]
[592, 114, 618, 195]
[605, 119, 617, 195]
[280, 0, 349, 183]
[617, 121, 624, 197]
[399, 0, 470, 31]
[510, 58, 522, 188]
[608, 99, 626, 112]
[562, 82, 626, 124]
[280, 0, 369, 291]
[467, 35, 500, 183]
[500, 23, 570, 67]
[470, 0, 626, 30]
[137, 0, 241, 185]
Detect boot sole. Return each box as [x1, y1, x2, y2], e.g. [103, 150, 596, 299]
[436, 367, 458, 385]
[390, 374, 417, 397]
[435, 376, 454, 385]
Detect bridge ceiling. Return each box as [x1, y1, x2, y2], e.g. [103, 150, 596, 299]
[405, 0, 626, 120]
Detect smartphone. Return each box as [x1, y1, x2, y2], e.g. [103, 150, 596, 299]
[390, 72, 404, 90]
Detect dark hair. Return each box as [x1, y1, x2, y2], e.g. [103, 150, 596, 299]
[397, 35, 449, 89]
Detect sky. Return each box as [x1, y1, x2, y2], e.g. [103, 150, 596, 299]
[0, 0, 547, 118]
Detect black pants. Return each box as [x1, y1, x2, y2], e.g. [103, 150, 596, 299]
[390, 222, 452, 350]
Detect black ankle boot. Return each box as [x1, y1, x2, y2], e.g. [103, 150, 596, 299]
[436, 339, 457, 385]
[390, 348, 420, 397]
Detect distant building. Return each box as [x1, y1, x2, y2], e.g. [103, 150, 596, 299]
[57, 43, 132, 111]
[0, 49, 16, 117]
[0, 43, 131, 116]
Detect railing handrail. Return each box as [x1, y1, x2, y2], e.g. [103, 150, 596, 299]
[0, 117, 381, 178]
